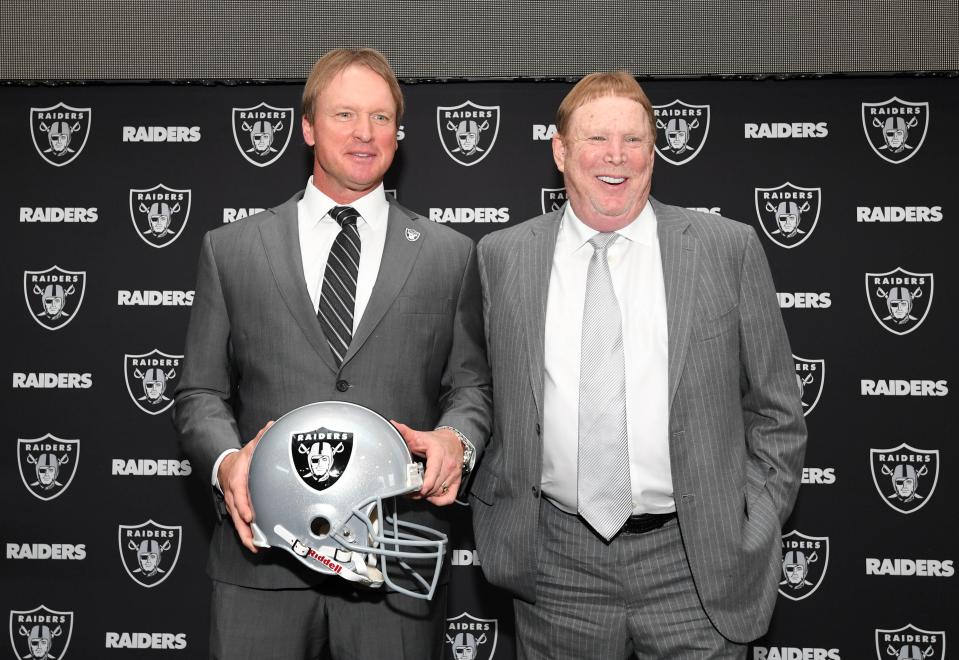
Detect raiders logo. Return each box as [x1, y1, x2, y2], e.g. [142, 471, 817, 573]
[437, 101, 500, 166]
[128, 184, 191, 248]
[232, 103, 294, 167]
[778, 530, 829, 601]
[118, 520, 182, 588]
[653, 100, 710, 166]
[865, 267, 934, 336]
[23, 266, 87, 331]
[793, 355, 825, 416]
[541, 187, 567, 215]
[862, 97, 930, 164]
[9, 605, 74, 660]
[875, 624, 945, 660]
[124, 350, 182, 415]
[17, 435, 80, 501]
[446, 612, 498, 660]
[291, 427, 354, 491]
[30, 103, 91, 167]
[755, 183, 821, 249]
[871, 443, 939, 514]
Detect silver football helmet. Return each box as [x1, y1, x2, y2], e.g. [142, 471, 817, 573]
[248, 401, 447, 599]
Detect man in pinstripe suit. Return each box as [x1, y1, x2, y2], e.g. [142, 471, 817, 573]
[470, 72, 806, 658]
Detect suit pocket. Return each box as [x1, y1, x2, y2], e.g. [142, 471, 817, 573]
[692, 302, 739, 342]
[397, 295, 454, 316]
[469, 470, 498, 506]
[743, 457, 773, 521]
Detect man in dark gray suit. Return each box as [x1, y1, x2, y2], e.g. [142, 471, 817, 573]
[470, 71, 806, 659]
[173, 48, 491, 659]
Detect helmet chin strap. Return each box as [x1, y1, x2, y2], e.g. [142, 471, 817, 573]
[273, 524, 384, 587]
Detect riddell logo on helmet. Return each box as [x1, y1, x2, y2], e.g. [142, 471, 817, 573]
[306, 548, 343, 574]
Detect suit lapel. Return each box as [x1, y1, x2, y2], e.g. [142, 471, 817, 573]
[653, 198, 698, 408]
[521, 211, 562, 419]
[258, 191, 338, 373]
[343, 202, 423, 364]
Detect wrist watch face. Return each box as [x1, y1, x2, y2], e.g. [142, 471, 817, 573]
[461, 440, 473, 473]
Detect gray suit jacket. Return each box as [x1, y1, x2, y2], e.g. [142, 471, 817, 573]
[469, 198, 806, 643]
[173, 190, 491, 589]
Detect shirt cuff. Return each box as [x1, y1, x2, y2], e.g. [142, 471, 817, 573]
[211, 448, 240, 492]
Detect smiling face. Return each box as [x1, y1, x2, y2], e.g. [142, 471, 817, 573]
[302, 63, 398, 204]
[552, 95, 654, 232]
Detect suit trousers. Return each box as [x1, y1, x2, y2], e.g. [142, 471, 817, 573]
[513, 498, 746, 660]
[210, 578, 447, 660]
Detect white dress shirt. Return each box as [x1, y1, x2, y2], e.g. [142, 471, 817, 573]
[211, 178, 390, 487]
[297, 177, 390, 332]
[541, 201, 674, 516]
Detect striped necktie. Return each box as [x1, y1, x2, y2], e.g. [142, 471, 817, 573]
[318, 205, 361, 366]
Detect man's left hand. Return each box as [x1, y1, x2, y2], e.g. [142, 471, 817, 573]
[391, 422, 462, 506]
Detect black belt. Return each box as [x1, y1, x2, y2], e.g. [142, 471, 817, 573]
[620, 511, 677, 535]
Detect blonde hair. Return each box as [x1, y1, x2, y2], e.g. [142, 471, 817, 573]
[555, 71, 656, 140]
[302, 48, 404, 124]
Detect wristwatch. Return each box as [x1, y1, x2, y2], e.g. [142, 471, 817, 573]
[437, 426, 475, 477]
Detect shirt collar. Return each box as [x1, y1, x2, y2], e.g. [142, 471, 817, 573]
[559, 199, 657, 254]
[300, 176, 389, 230]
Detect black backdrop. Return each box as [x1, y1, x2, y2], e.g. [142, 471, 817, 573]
[2, 75, 956, 660]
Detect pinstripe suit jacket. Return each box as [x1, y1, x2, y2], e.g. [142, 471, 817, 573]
[173, 190, 491, 590]
[469, 198, 806, 643]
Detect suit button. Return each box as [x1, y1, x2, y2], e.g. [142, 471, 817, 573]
[335, 380, 349, 392]
[531, 485, 540, 498]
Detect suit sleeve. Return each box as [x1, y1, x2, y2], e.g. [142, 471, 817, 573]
[172, 231, 244, 487]
[434, 239, 493, 461]
[738, 228, 807, 524]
